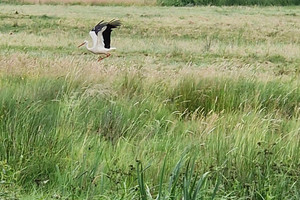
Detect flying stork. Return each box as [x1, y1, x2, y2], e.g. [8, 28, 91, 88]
[78, 19, 121, 61]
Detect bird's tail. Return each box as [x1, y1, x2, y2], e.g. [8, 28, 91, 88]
[108, 47, 116, 51]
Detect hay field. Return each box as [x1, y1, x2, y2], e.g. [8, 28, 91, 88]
[3, 0, 156, 5]
[0, 3, 299, 199]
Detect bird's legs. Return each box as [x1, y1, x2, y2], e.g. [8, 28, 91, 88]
[98, 53, 111, 62]
[98, 56, 104, 62]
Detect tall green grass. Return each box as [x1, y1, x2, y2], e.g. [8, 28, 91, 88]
[167, 78, 300, 117]
[1, 74, 299, 199]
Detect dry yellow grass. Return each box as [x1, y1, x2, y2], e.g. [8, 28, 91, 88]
[0, 53, 289, 87]
[16, 0, 156, 5]
[0, 5, 299, 82]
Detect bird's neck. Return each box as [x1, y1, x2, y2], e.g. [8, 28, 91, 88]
[85, 42, 93, 50]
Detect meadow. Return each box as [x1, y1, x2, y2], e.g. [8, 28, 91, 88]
[0, 3, 300, 200]
[3, 0, 300, 5]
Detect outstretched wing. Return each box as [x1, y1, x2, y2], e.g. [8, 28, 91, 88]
[102, 19, 121, 49]
[89, 31, 98, 48]
[92, 20, 106, 36]
[91, 20, 107, 49]
[96, 31, 105, 49]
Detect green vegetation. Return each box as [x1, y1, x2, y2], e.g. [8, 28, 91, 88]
[1, 0, 300, 6]
[158, 0, 300, 6]
[0, 4, 299, 200]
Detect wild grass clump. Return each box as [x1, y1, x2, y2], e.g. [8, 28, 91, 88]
[0, 76, 76, 187]
[165, 77, 300, 117]
[117, 74, 300, 117]
[136, 156, 218, 200]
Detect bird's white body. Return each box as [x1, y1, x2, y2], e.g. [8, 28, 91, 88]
[78, 20, 121, 61]
[83, 31, 115, 54]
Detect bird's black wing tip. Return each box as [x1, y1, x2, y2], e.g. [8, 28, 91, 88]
[96, 20, 104, 26]
[108, 19, 121, 26]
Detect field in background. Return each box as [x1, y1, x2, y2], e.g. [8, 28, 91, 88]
[1, 0, 157, 5]
[0, 3, 300, 200]
[2, 0, 299, 5]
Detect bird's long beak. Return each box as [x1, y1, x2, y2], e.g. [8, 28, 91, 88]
[78, 42, 85, 48]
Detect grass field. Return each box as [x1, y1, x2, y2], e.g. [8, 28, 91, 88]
[0, 3, 300, 200]
[3, 0, 300, 5]
[4, 0, 156, 6]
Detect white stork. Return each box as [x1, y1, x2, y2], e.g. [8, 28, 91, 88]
[78, 19, 121, 61]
